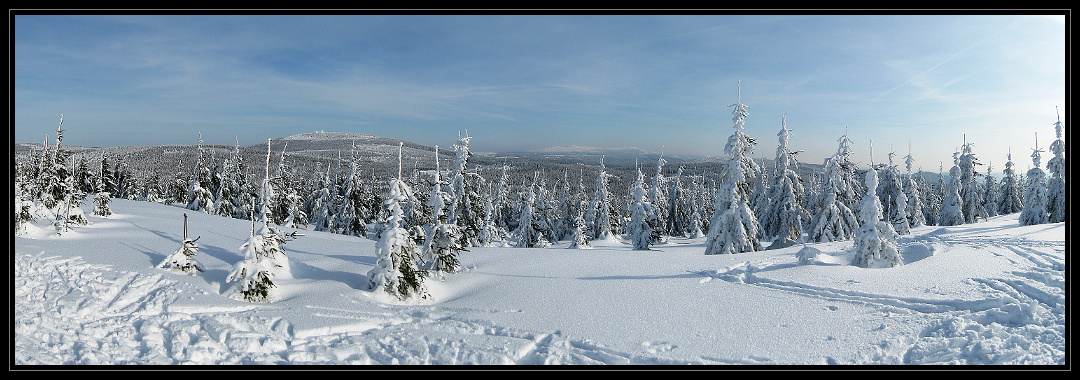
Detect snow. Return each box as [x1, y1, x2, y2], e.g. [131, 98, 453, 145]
[14, 198, 1066, 366]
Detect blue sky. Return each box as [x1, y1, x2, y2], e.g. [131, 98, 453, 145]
[14, 12, 1066, 172]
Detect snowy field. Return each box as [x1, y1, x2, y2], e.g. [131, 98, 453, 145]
[14, 198, 1066, 366]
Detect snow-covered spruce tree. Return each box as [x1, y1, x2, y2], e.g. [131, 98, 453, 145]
[92, 189, 112, 218]
[92, 152, 113, 217]
[705, 83, 762, 255]
[649, 154, 669, 238]
[588, 156, 617, 241]
[14, 181, 37, 236]
[877, 150, 909, 235]
[982, 162, 999, 218]
[567, 206, 592, 249]
[116, 159, 139, 201]
[56, 155, 88, 233]
[532, 174, 557, 244]
[627, 166, 653, 250]
[686, 175, 706, 239]
[553, 171, 575, 242]
[367, 143, 428, 301]
[309, 163, 336, 232]
[426, 220, 463, 274]
[492, 161, 514, 237]
[166, 155, 188, 207]
[1019, 135, 1049, 226]
[144, 173, 163, 202]
[997, 149, 1025, 215]
[902, 145, 926, 227]
[958, 137, 987, 224]
[422, 145, 463, 274]
[807, 137, 860, 242]
[17, 149, 41, 214]
[916, 171, 936, 226]
[212, 138, 243, 218]
[271, 142, 308, 229]
[812, 129, 865, 213]
[750, 158, 771, 225]
[283, 185, 308, 229]
[512, 173, 550, 248]
[924, 164, 947, 226]
[158, 213, 204, 274]
[227, 208, 297, 302]
[112, 159, 127, 200]
[938, 151, 965, 226]
[447, 131, 484, 247]
[478, 193, 507, 247]
[666, 166, 689, 237]
[41, 117, 71, 212]
[851, 164, 903, 268]
[1046, 108, 1065, 223]
[761, 115, 810, 248]
[185, 134, 215, 214]
[73, 156, 95, 197]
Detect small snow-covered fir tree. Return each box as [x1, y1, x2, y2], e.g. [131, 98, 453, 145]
[477, 194, 507, 247]
[185, 134, 215, 214]
[1045, 108, 1066, 223]
[158, 214, 204, 274]
[957, 136, 987, 224]
[367, 143, 428, 301]
[512, 174, 550, 248]
[937, 150, 965, 226]
[686, 175, 706, 239]
[309, 163, 335, 232]
[997, 149, 1025, 215]
[649, 153, 669, 236]
[447, 131, 484, 247]
[553, 171, 575, 242]
[705, 82, 762, 255]
[92, 190, 112, 217]
[665, 166, 689, 237]
[761, 115, 809, 247]
[705, 183, 761, 255]
[422, 146, 463, 273]
[807, 142, 860, 242]
[56, 155, 88, 233]
[73, 156, 94, 197]
[426, 221, 463, 274]
[627, 166, 653, 250]
[878, 150, 909, 235]
[14, 182, 37, 236]
[227, 230, 276, 302]
[982, 162, 999, 218]
[492, 161, 514, 236]
[92, 151, 113, 217]
[588, 156, 616, 241]
[807, 130, 863, 242]
[852, 163, 903, 268]
[902, 144, 926, 227]
[212, 138, 243, 218]
[1019, 134, 1049, 226]
[750, 158, 771, 225]
[566, 206, 592, 249]
[226, 206, 298, 303]
[533, 175, 557, 243]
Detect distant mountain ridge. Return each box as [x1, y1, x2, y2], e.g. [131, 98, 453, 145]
[13, 131, 852, 196]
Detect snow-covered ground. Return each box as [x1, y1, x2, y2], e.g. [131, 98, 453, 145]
[14, 198, 1066, 366]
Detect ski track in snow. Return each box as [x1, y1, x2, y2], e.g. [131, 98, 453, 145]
[699, 231, 1066, 365]
[15, 253, 695, 365]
